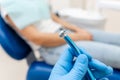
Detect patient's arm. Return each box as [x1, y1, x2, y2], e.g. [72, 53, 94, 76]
[20, 25, 88, 47]
[6, 15, 92, 47]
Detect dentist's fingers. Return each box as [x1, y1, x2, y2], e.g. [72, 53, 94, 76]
[68, 54, 88, 80]
[52, 48, 74, 75]
[89, 59, 113, 78]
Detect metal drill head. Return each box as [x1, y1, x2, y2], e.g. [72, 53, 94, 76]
[59, 30, 66, 38]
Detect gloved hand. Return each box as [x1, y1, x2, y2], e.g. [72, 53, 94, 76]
[49, 48, 113, 80]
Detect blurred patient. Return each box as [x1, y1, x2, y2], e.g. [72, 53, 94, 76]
[0, 0, 120, 68]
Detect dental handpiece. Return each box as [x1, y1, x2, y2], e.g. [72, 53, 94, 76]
[59, 30, 96, 80]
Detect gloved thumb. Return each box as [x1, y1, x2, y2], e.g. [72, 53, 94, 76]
[67, 54, 88, 80]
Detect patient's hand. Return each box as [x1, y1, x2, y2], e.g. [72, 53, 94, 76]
[75, 29, 93, 40]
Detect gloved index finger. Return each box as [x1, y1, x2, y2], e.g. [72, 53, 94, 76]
[57, 48, 74, 65]
[78, 47, 92, 61]
[52, 47, 75, 75]
[49, 48, 74, 79]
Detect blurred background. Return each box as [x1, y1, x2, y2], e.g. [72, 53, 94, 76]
[0, 0, 120, 80]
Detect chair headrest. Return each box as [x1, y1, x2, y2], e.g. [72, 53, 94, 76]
[0, 15, 31, 60]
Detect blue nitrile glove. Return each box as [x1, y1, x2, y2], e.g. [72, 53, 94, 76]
[49, 48, 113, 80]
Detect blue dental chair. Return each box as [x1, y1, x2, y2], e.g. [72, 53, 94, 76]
[0, 15, 53, 80]
[0, 15, 120, 80]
